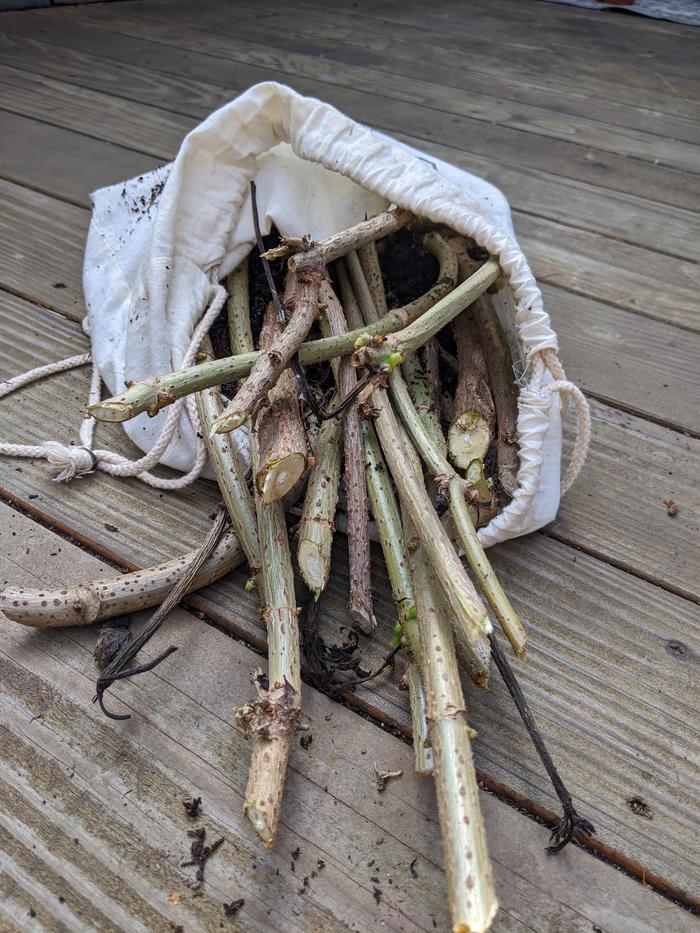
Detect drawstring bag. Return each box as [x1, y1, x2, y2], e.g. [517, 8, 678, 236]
[0, 81, 589, 546]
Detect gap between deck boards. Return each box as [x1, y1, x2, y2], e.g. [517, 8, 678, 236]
[1, 500, 698, 922]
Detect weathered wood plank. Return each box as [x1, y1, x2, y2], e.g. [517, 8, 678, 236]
[3, 7, 699, 212]
[322, 0, 700, 107]
[96, 0, 700, 164]
[556, 401, 700, 603]
[0, 63, 190, 161]
[0, 177, 88, 319]
[2, 297, 700, 896]
[0, 110, 162, 208]
[543, 284, 700, 435]
[518, 215, 700, 333]
[93, 0, 700, 126]
[1, 505, 697, 931]
[3, 31, 700, 264]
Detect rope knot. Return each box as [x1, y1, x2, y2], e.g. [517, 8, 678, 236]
[41, 442, 97, 482]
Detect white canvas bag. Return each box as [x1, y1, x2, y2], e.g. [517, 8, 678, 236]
[2, 82, 589, 547]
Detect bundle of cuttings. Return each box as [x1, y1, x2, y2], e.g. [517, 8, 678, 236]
[2, 190, 594, 933]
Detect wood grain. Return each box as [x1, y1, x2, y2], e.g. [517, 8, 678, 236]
[90, 0, 700, 131]
[556, 400, 700, 603]
[1, 298, 699, 895]
[3, 31, 700, 264]
[544, 285, 700, 435]
[2, 7, 699, 212]
[0, 110, 162, 208]
[0, 177, 88, 319]
[1, 505, 697, 932]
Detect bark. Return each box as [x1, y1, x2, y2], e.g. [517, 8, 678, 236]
[213, 269, 321, 434]
[405, 514, 498, 932]
[320, 276, 376, 634]
[449, 307, 496, 470]
[89, 234, 458, 424]
[296, 404, 342, 596]
[196, 337, 260, 573]
[288, 208, 412, 272]
[254, 303, 310, 503]
[0, 530, 243, 628]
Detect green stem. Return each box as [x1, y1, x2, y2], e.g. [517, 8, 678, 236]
[402, 352, 447, 459]
[89, 235, 459, 425]
[296, 402, 342, 596]
[196, 339, 260, 574]
[372, 389, 491, 684]
[354, 257, 500, 365]
[363, 419, 432, 774]
[389, 369, 527, 656]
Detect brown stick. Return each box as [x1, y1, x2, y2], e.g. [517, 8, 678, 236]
[335, 259, 365, 331]
[212, 269, 321, 434]
[320, 276, 376, 634]
[449, 307, 496, 470]
[255, 302, 310, 503]
[472, 296, 519, 497]
[358, 241, 388, 318]
[289, 208, 412, 272]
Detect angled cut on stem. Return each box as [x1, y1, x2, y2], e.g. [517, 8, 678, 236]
[254, 301, 310, 503]
[472, 295, 520, 498]
[449, 307, 495, 471]
[372, 388, 491, 684]
[236, 436, 301, 845]
[196, 335, 260, 574]
[230, 247, 301, 847]
[297, 399, 342, 596]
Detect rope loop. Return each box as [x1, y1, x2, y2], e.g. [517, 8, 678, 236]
[0, 283, 226, 489]
[537, 348, 590, 494]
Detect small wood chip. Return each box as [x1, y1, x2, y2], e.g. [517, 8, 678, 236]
[373, 761, 403, 792]
[664, 498, 679, 516]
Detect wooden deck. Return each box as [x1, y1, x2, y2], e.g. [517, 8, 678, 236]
[0, 1, 698, 929]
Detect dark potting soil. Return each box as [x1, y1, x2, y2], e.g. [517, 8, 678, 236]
[377, 228, 439, 308]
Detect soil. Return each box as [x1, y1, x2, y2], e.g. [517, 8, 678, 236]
[377, 228, 438, 308]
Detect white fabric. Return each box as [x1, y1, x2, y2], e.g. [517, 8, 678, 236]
[83, 81, 581, 546]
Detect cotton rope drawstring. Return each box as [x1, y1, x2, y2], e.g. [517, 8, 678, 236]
[0, 284, 226, 490]
[534, 347, 591, 494]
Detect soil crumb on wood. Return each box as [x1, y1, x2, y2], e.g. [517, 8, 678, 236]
[183, 796, 202, 818]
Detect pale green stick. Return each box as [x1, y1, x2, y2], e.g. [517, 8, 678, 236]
[389, 369, 527, 655]
[195, 336, 260, 574]
[405, 512, 498, 933]
[88, 235, 460, 424]
[296, 402, 342, 596]
[372, 388, 491, 685]
[363, 420, 432, 775]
